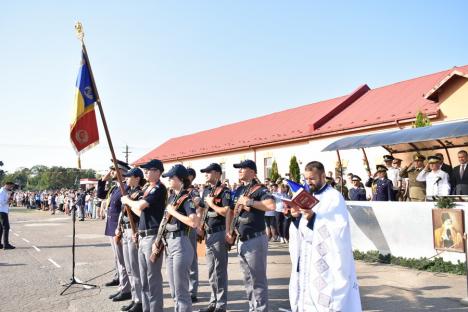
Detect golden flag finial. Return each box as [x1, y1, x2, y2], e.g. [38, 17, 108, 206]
[75, 21, 84, 42]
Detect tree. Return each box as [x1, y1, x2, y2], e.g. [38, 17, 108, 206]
[413, 111, 431, 128]
[289, 156, 300, 183]
[269, 160, 280, 182]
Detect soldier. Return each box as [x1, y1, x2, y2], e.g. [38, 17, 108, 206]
[348, 175, 367, 201]
[97, 159, 131, 302]
[198, 163, 231, 312]
[226, 160, 276, 312]
[435, 152, 453, 177]
[162, 164, 200, 312]
[399, 154, 426, 201]
[365, 165, 395, 201]
[121, 159, 167, 312]
[186, 167, 200, 303]
[118, 167, 145, 312]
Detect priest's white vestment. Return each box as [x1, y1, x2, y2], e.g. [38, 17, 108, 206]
[289, 184, 362, 312]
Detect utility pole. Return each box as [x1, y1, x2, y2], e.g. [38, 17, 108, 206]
[122, 145, 132, 164]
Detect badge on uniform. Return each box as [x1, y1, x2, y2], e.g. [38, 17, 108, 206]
[189, 201, 195, 209]
[225, 192, 231, 200]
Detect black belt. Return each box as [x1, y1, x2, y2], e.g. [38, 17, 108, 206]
[239, 231, 265, 242]
[138, 228, 157, 237]
[206, 225, 226, 234]
[165, 230, 188, 239]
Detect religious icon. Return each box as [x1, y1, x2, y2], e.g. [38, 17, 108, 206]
[432, 208, 465, 253]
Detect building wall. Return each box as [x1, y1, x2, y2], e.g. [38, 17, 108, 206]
[438, 77, 468, 122]
[347, 201, 468, 264]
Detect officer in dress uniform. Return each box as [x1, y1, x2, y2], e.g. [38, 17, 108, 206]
[416, 155, 451, 197]
[162, 164, 200, 312]
[186, 168, 200, 303]
[121, 159, 167, 312]
[97, 159, 131, 302]
[198, 163, 231, 312]
[365, 165, 395, 201]
[225, 160, 276, 312]
[348, 175, 367, 201]
[118, 168, 145, 312]
[399, 154, 426, 201]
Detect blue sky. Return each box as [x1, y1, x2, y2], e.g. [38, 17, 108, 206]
[1, 1, 467, 172]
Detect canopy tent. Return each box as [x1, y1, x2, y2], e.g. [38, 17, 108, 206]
[322, 120, 468, 154]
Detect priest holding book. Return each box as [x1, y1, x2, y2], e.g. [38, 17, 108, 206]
[289, 161, 362, 312]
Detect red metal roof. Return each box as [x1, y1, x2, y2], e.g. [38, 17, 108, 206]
[135, 65, 468, 163]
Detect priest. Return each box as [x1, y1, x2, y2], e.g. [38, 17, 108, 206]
[288, 161, 362, 312]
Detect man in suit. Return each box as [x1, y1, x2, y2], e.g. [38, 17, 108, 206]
[451, 150, 468, 195]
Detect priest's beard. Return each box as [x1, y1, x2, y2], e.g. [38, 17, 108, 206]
[308, 181, 323, 193]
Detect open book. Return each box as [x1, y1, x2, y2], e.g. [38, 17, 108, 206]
[281, 188, 319, 210]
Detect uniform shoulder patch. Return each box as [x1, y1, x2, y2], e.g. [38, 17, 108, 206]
[189, 201, 195, 209]
[225, 191, 231, 200]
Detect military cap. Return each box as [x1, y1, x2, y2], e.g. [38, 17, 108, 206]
[352, 175, 362, 181]
[110, 159, 131, 172]
[383, 155, 394, 162]
[162, 164, 189, 180]
[428, 155, 442, 164]
[123, 167, 144, 179]
[376, 164, 388, 172]
[413, 153, 426, 161]
[233, 159, 257, 173]
[140, 159, 164, 172]
[200, 163, 222, 173]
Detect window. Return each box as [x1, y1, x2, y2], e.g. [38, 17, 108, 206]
[264, 157, 273, 180]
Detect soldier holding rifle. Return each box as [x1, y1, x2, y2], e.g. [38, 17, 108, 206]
[121, 159, 167, 312]
[198, 163, 231, 312]
[226, 159, 276, 312]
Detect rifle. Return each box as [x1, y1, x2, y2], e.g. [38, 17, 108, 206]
[226, 178, 262, 251]
[197, 180, 223, 243]
[115, 186, 143, 245]
[150, 189, 189, 263]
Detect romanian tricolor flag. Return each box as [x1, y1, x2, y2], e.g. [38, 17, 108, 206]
[70, 51, 99, 153]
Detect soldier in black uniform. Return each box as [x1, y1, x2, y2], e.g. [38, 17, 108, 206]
[121, 159, 167, 312]
[198, 163, 231, 312]
[162, 164, 200, 312]
[186, 168, 200, 303]
[97, 159, 132, 301]
[118, 167, 145, 312]
[365, 165, 395, 201]
[226, 160, 276, 312]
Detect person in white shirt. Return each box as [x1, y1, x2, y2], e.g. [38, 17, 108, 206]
[417, 155, 451, 197]
[384, 155, 401, 200]
[0, 182, 16, 249]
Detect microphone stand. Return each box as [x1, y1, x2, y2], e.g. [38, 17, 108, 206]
[60, 203, 96, 295]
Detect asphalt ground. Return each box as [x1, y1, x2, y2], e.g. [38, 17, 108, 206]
[2, 207, 468, 312]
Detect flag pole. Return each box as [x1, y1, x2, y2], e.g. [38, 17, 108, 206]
[74, 22, 138, 241]
[74, 22, 123, 186]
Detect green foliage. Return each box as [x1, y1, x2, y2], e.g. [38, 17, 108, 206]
[0, 165, 96, 190]
[353, 250, 466, 275]
[412, 111, 431, 128]
[289, 156, 301, 183]
[269, 160, 280, 182]
[435, 196, 456, 209]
